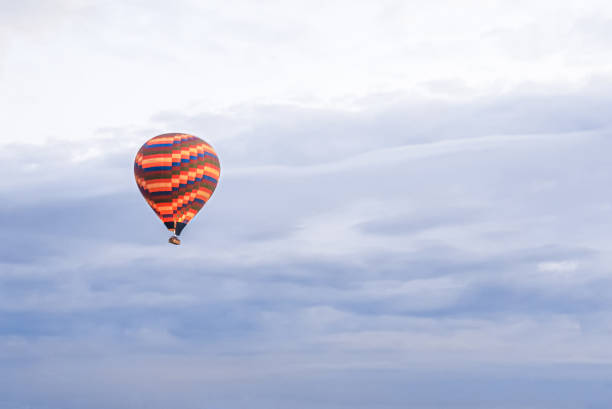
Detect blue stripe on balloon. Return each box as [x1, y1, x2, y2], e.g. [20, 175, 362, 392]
[147, 143, 174, 148]
[144, 166, 172, 171]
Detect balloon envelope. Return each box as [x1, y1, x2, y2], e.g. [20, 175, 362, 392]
[134, 133, 220, 237]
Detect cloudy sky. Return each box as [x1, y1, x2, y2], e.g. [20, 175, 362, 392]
[3, 1, 612, 408]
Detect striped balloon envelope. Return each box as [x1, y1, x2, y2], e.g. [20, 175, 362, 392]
[134, 133, 220, 244]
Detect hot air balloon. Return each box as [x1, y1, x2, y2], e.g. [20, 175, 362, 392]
[134, 133, 220, 245]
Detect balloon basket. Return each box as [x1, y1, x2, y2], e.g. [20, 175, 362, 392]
[168, 236, 181, 245]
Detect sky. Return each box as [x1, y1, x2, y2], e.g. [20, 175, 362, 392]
[2, 1, 612, 408]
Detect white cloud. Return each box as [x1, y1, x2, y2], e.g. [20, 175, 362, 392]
[3, 0, 612, 145]
[538, 261, 579, 273]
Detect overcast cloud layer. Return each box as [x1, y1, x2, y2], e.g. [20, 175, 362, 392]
[3, 1, 612, 408]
